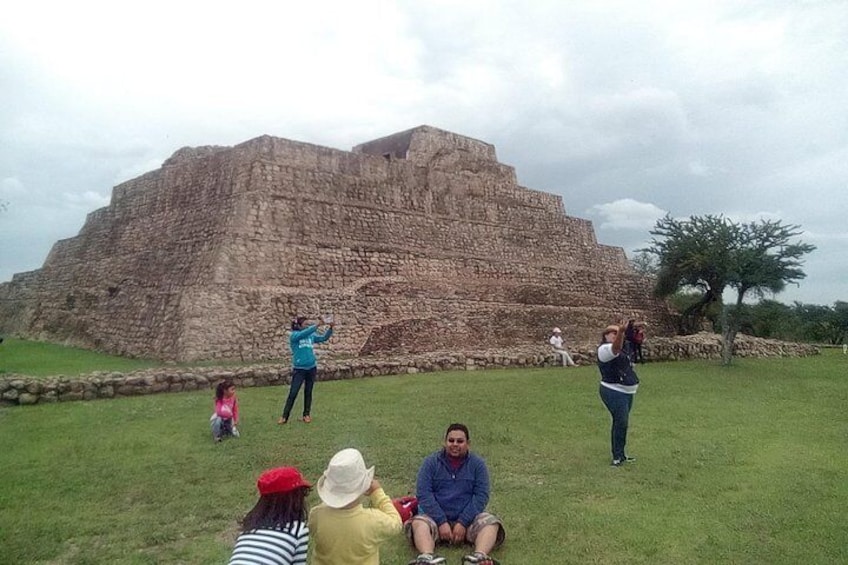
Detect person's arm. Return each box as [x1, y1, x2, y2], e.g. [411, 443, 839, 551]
[457, 456, 490, 527]
[313, 324, 334, 344]
[364, 480, 403, 541]
[610, 321, 627, 356]
[292, 522, 309, 565]
[597, 342, 617, 363]
[232, 397, 239, 425]
[416, 455, 448, 525]
[291, 324, 319, 342]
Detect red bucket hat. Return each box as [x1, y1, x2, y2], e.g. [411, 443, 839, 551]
[257, 467, 311, 496]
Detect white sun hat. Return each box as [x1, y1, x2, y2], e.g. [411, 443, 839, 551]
[316, 448, 375, 508]
[552, 327, 562, 333]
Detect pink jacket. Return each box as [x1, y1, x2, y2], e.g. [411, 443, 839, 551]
[215, 396, 239, 422]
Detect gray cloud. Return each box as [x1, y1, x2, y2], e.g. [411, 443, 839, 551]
[1, 1, 845, 305]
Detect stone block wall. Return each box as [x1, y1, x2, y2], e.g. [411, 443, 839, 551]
[0, 335, 819, 407]
[0, 125, 674, 361]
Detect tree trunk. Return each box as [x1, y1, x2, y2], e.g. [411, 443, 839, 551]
[720, 294, 746, 366]
[721, 324, 737, 366]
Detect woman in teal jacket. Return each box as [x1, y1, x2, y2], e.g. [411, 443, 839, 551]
[278, 316, 333, 424]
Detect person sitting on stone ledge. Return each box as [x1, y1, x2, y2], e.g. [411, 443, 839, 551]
[549, 327, 578, 367]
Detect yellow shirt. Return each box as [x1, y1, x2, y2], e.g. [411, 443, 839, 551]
[309, 487, 402, 565]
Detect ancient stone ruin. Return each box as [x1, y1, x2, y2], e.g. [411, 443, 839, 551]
[0, 125, 674, 362]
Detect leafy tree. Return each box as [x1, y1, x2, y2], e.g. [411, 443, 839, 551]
[629, 251, 659, 276]
[833, 301, 848, 345]
[642, 215, 741, 334]
[791, 302, 845, 345]
[744, 299, 848, 345]
[743, 299, 796, 339]
[719, 220, 816, 363]
[642, 214, 815, 364]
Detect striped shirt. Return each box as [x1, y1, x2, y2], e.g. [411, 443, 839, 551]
[228, 522, 308, 565]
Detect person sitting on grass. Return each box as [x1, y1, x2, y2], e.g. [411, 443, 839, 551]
[407, 423, 505, 565]
[229, 466, 311, 565]
[211, 379, 239, 443]
[309, 448, 402, 565]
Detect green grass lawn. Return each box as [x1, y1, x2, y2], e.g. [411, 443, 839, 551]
[0, 338, 275, 377]
[0, 337, 164, 376]
[1, 353, 846, 564]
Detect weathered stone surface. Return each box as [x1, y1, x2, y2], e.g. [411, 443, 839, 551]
[18, 392, 38, 405]
[0, 126, 674, 362]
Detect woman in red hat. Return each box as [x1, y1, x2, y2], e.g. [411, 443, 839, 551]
[229, 467, 312, 565]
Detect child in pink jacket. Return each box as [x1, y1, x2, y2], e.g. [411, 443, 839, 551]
[211, 379, 239, 442]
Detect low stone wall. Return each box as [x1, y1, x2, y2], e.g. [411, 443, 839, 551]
[0, 334, 819, 406]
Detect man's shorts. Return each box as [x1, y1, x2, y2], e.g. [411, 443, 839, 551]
[404, 512, 506, 547]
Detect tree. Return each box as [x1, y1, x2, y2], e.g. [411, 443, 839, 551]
[744, 299, 795, 339]
[629, 250, 659, 276]
[792, 302, 845, 345]
[642, 214, 815, 364]
[718, 220, 816, 363]
[642, 215, 741, 334]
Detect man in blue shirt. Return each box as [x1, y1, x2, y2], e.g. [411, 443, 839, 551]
[278, 315, 333, 425]
[407, 423, 505, 565]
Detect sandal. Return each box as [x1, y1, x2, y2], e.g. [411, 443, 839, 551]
[301, 415, 312, 423]
[277, 417, 287, 425]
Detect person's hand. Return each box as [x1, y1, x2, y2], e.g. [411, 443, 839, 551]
[365, 479, 381, 495]
[438, 522, 452, 542]
[451, 522, 467, 544]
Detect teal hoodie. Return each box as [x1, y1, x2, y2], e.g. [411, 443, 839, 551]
[289, 325, 333, 369]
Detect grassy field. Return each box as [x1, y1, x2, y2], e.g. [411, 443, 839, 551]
[0, 337, 164, 376]
[0, 338, 273, 377]
[0, 351, 846, 564]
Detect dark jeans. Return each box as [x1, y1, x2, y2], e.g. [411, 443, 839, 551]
[599, 385, 635, 461]
[282, 367, 317, 419]
[211, 417, 233, 440]
[633, 343, 644, 363]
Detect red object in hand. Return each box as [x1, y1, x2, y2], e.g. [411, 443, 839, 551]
[392, 496, 418, 523]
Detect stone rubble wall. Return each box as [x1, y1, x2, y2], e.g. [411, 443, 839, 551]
[0, 334, 818, 406]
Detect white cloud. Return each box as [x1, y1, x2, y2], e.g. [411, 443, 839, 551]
[587, 199, 667, 231]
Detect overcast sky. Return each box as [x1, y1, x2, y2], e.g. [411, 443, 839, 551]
[2, 1, 845, 305]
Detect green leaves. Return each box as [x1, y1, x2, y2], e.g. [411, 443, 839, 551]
[640, 214, 816, 358]
[642, 214, 815, 306]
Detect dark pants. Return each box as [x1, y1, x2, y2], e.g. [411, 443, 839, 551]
[633, 343, 645, 363]
[599, 385, 635, 461]
[282, 367, 317, 419]
[211, 417, 233, 440]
